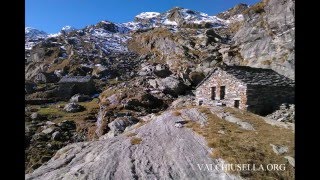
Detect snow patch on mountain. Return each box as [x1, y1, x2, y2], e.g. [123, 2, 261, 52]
[121, 21, 143, 31]
[164, 8, 227, 26]
[25, 27, 49, 50]
[163, 19, 178, 26]
[136, 12, 160, 19]
[225, 14, 244, 24]
[91, 28, 130, 53]
[61, 26, 77, 33]
[25, 27, 48, 39]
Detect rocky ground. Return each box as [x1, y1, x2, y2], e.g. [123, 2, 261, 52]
[25, 0, 295, 179]
[267, 103, 295, 123]
[26, 106, 294, 180]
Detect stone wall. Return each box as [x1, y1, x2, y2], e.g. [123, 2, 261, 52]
[195, 70, 248, 110]
[246, 85, 294, 115]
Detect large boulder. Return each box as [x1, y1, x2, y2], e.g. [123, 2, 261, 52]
[25, 81, 36, 94]
[205, 29, 222, 44]
[148, 76, 188, 95]
[91, 65, 116, 78]
[270, 144, 288, 155]
[124, 93, 166, 113]
[70, 94, 91, 103]
[107, 116, 140, 137]
[154, 64, 172, 78]
[138, 63, 155, 76]
[58, 120, 76, 130]
[25, 62, 48, 81]
[51, 131, 62, 141]
[30, 112, 44, 121]
[63, 103, 85, 113]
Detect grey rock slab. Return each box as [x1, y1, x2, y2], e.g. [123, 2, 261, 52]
[52, 131, 62, 141]
[63, 103, 85, 113]
[284, 156, 295, 167]
[26, 110, 240, 180]
[261, 117, 294, 131]
[70, 94, 91, 103]
[42, 127, 55, 135]
[270, 144, 288, 155]
[224, 116, 255, 131]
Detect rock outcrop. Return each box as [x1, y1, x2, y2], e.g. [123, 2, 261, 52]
[231, 0, 295, 79]
[266, 103, 295, 122]
[26, 110, 240, 180]
[64, 103, 85, 113]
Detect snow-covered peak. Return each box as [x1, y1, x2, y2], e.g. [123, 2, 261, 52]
[61, 25, 76, 33]
[25, 27, 48, 39]
[135, 12, 160, 19]
[162, 8, 227, 26]
[127, 7, 228, 31]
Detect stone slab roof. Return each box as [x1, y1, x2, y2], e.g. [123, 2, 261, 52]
[196, 65, 295, 88]
[59, 76, 92, 83]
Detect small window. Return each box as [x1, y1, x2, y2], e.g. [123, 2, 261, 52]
[234, 100, 240, 108]
[211, 87, 216, 100]
[220, 86, 225, 100]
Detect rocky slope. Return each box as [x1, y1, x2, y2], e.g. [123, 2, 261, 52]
[25, 0, 295, 178]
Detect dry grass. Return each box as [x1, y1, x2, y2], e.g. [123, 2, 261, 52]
[228, 21, 244, 34]
[36, 98, 99, 123]
[125, 132, 137, 137]
[243, 1, 266, 15]
[130, 137, 142, 145]
[172, 111, 182, 116]
[34, 99, 100, 141]
[261, 60, 272, 66]
[47, 59, 70, 73]
[134, 121, 148, 129]
[185, 106, 294, 179]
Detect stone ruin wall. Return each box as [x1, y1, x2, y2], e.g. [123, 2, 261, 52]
[195, 70, 248, 110]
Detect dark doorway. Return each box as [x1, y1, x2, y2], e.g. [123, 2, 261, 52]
[199, 100, 203, 106]
[234, 100, 240, 108]
[211, 87, 216, 100]
[220, 86, 225, 100]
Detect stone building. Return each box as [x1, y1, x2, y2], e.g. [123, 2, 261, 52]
[195, 65, 294, 115]
[57, 76, 96, 99]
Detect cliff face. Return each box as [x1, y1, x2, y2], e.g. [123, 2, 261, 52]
[231, 0, 295, 79]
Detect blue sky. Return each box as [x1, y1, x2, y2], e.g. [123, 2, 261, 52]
[26, 0, 260, 34]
